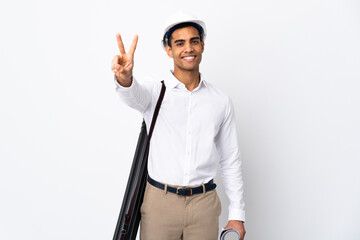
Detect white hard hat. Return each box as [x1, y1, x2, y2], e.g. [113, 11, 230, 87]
[162, 10, 207, 48]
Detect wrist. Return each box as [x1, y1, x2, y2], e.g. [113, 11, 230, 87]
[115, 74, 133, 87]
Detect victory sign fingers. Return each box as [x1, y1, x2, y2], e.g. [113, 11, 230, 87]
[112, 33, 138, 86]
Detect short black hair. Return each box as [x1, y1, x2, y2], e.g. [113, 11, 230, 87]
[162, 22, 204, 48]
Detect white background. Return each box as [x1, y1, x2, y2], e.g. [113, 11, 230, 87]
[1, 0, 359, 239]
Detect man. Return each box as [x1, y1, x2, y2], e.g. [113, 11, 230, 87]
[111, 11, 246, 240]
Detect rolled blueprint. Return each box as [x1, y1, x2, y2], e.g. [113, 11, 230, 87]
[219, 228, 241, 240]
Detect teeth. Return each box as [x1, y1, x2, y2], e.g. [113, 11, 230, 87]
[183, 56, 195, 60]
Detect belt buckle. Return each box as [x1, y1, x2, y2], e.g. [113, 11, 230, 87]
[177, 188, 193, 196]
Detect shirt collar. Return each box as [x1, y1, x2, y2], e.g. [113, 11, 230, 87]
[165, 70, 207, 91]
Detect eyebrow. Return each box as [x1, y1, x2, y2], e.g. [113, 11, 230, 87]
[174, 37, 201, 44]
[190, 37, 201, 41]
[174, 39, 185, 44]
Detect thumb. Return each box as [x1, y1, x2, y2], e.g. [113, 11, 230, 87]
[114, 64, 124, 73]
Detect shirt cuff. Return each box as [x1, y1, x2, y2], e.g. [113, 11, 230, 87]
[114, 75, 135, 90]
[228, 208, 246, 222]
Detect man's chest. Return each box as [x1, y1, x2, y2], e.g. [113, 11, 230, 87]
[156, 90, 226, 137]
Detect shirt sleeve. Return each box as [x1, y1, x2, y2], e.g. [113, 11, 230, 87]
[215, 97, 246, 222]
[114, 75, 154, 114]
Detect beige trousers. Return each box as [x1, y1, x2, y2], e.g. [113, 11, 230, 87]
[140, 181, 222, 240]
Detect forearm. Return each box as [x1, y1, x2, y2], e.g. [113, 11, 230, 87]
[114, 75, 153, 114]
[221, 166, 246, 221]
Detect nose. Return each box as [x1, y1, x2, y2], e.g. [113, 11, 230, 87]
[184, 42, 194, 53]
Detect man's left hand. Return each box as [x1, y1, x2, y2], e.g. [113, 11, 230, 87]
[224, 220, 246, 239]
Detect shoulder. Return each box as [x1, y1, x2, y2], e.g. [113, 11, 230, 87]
[202, 80, 232, 105]
[202, 81, 236, 124]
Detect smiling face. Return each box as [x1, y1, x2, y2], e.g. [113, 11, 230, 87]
[165, 26, 205, 74]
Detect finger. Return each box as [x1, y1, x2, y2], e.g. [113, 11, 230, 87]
[124, 61, 133, 70]
[113, 64, 124, 73]
[112, 55, 121, 66]
[116, 33, 126, 55]
[111, 56, 118, 70]
[111, 63, 120, 71]
[128, 35, 138, 56]
[116, 64, 122, 71]
[115, 71, 122, 79]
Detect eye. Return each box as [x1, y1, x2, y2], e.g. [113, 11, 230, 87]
[176, 42, 184, 47]
[192, 40, 199, 44]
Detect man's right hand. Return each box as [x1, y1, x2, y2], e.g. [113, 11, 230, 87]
[111, 33, 138, 87]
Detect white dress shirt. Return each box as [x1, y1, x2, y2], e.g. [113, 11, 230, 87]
[115, 71, 245, 221]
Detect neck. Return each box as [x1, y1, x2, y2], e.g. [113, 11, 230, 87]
[173, 68, 200, 91]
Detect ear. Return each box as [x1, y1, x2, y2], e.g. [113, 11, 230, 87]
[165, 45, 173, 58]
[201, 40, 205, 53]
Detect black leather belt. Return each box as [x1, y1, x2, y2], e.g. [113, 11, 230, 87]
[147, 176, 216, 196]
